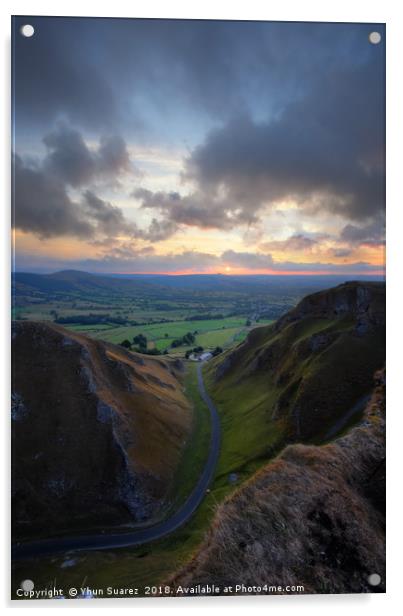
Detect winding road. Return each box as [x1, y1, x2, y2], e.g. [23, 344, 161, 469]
[12, 362, 221, 560]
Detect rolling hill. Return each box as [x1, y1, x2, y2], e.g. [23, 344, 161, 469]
[13, 270, 153, 298]
[12, 321, 191, 540]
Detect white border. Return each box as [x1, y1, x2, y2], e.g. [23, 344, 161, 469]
[1, 1, 402, 613]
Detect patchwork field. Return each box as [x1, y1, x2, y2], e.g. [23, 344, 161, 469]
[67, 317, 270, 355]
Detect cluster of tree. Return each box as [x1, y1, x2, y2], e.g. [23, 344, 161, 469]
[142, 348, 163, 355]
[171, 332, 196, 348]
[119, 336, 164, 356]
[211, 346, 223, 356]
[55, 313, 127, 326]
[133, 334, 147, 350]
[120, 333, 148, 351]
[184, 345, 223, 359]
[185, 346, 204, 359]
[54, 313, 181, 328]
[185, 313, 224, 321]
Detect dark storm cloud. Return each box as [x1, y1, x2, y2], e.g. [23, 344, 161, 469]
[97, 135, 132, 176]
[13, 154, 136, 239]
[13, 154, 92, 238]
[13, 125, 150, 241]
[43, 127, 133, 187]
[13, 18, 118, 131]
[13, 154, 175, 241]
[81, 191, 176, 242]
[134, 53, 385, 230]
[145, 218, 179, 242]
[127, 28, 385, 232]
[340, 219, 385, 245]
[43, 129, 95, 187]
[182, 51, 385, 225]
[133, 188, 244, 230]
[13, 17, 385, 259]
[81, 191, 134, 236]
[14, 18, 381, 134]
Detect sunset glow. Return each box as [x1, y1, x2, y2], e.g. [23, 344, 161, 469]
[12, 19, 385, 277]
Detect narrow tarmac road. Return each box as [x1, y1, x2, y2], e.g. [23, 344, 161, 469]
[12, 361, 220, 560]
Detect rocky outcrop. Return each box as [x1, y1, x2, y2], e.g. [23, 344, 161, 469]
[12, 321, 191, 540]
[275, 281, 385, 334]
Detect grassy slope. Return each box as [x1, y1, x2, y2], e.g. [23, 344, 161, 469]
[172, 372, 386, 594]
[207, 301, 384, 448]
[201, 318, 334, 479]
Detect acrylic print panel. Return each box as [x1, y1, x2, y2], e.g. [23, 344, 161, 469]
[11, 16, 385, 600]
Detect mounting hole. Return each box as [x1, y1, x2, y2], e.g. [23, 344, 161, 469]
[20, 579, 34, 591]
[20, 24, 35, 38]
[368, 573, 381, 586]
[369, 31, 381, 45]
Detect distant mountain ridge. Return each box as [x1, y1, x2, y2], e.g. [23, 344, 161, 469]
[13, 269, 384, 296]
[13, 270, 153, 297]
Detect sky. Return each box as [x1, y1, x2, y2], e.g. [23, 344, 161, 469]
[12, 17, 385, 275]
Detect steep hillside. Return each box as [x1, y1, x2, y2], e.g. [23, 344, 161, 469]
[12, 321, 191, 540]
[207, 281, 385, 448]
[172, 370, 385, 594]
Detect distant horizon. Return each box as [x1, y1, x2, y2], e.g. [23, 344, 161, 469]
[12, 268, 386, 278]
